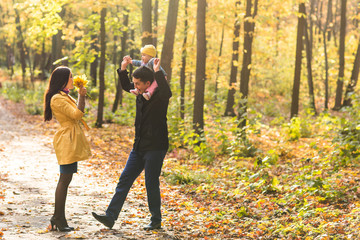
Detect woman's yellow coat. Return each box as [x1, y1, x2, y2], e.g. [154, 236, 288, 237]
[50, 91, 91, 165]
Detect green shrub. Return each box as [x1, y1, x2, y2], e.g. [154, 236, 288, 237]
[229, 133, 259, 160]
[99, 93, 137, 126]
[0, 82, 25, 102]
[333, 95, 360, 166]
[162, 166, 210, 185]
[24, 83, 46, 115]
[283, 116, 312, 141]
[1, 81, 45, 115]
[263, 100, 280, 117]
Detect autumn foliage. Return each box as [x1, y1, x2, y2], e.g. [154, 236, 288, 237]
[0, 0, 360, 239]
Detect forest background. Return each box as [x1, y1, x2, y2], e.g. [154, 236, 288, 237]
[1, 0, 360, 239]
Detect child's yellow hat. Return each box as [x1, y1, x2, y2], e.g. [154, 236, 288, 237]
[141, 44, 156, 58]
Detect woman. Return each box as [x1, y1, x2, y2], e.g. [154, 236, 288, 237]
[44, 66, 91, 232]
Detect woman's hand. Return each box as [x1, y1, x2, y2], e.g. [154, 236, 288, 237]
[79, 86, 87, 97]
[153, 58, 160, 72]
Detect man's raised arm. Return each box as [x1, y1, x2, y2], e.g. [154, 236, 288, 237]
[116, 58, 134, 92]
[153, 58, 172, 99]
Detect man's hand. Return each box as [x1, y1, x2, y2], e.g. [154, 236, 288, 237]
[153, 58, 160, 72]
[121, 58, 130, 71]
[123, 55, 132, 64]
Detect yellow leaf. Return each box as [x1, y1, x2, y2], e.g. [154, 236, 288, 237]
[73, 74, 88, 88]
[37, 229, 49, 234]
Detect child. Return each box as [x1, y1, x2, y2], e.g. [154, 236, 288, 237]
[124, 44, 167, 100]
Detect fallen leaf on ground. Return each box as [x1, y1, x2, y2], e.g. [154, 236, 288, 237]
[37, 229, 49, 234]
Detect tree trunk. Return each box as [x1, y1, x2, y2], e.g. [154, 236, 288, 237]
[96, 7, 107, 128]
[316, 1, 324, 36]
[238, 0, 258, 128]
[33, 52, 41, 73]
[327, 0, 333, 41]
[333, 0, 347, 110]
[6, 45, 14, 80]
[113, 9, 129, 113]
[113, 35, 118, 74]
[180, 0, 189, 121]
[112, 33, 118, 108]
[129, 29, 135, 76]
[304, 15, 317, 114]
[15, 9, 27, 87]
[160, 0, 180, 83]
[189, 72, 193, 98]
[26, 47, 34, 83]
[290, 3, 306, 119]
[309, 0, 315, 53]
[324, 32, 329, 110]
[89, 12, 99, 87]
[215, 24, 225, 98]
[40, 37, 47, 80]
[90, 37, 99, 87]
[51, 31, 63, 70]
[119, 12, 128, 104]
[224, 1, 241, 117]
[343, 40, 360, 106]
[324, 0, 332, 110]
[142, 0, 152, 46]
[193, 0, 206, 136]
[355, 0, 360, 28]
[90, 11, 99, 87]
[275, 16, 280, 57]
[153, 0, 158, 47]
[333, 0, 340, 47]
[51, 8, 65, 71]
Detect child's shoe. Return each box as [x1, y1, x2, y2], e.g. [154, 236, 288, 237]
[130, 89, 140, 96]
[143, 92, 152, 100]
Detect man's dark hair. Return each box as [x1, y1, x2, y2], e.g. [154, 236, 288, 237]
[132, 66, 154, 84]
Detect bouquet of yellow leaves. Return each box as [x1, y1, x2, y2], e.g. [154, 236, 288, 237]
[73, 74, 88, 89]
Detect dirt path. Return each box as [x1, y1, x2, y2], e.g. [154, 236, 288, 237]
[0, 99, 179, 240]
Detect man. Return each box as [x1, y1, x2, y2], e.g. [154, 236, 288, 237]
[92, 57, 172, 230]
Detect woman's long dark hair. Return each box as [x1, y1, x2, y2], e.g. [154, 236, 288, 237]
[44, 66, 71, 121]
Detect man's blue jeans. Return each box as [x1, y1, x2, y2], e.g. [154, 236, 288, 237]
[106, 149, 167, 223]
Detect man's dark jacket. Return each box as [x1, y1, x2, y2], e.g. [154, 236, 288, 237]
[117, 69, 172, 152]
